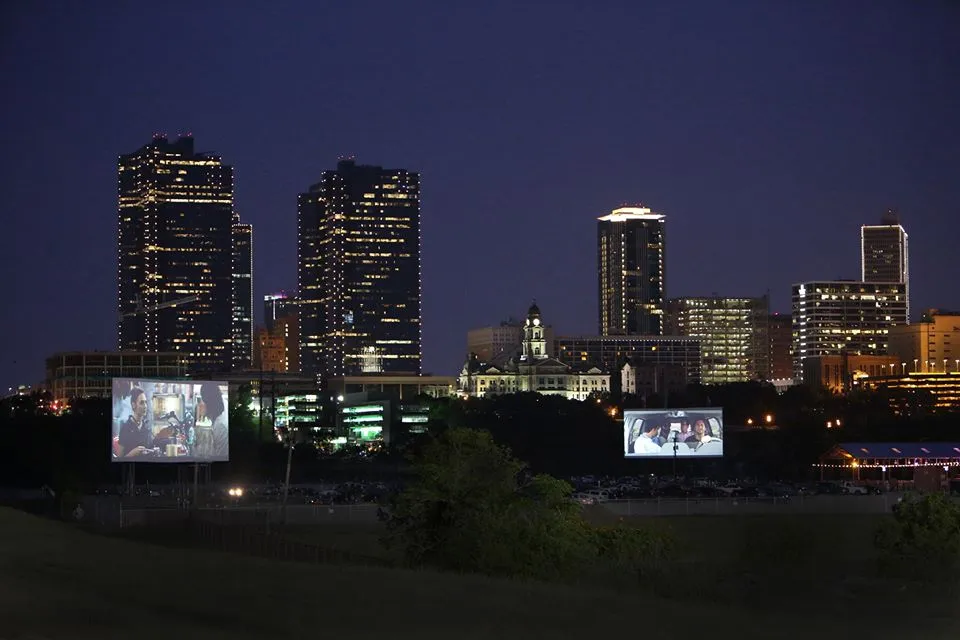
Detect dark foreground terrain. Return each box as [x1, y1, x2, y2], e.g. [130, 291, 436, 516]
[1, 507, 958, 640]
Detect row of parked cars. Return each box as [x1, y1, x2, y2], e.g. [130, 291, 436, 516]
[569, 475, 881, 504]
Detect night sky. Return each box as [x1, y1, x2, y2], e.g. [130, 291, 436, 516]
[2, 1, 958, 392]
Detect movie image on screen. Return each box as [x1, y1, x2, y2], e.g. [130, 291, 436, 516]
[623, 408, 724, 458]
[111, 378, 229, 462]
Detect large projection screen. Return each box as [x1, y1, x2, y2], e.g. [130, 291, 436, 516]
[624, 408, 724, 458]
[111, 378, 229, 462]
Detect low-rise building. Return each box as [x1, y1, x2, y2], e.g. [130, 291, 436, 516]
[46, 351, 187, 404]
[459, 304, 610, 400]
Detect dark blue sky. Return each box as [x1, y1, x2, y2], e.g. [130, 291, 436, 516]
[2, 1, 958, 391]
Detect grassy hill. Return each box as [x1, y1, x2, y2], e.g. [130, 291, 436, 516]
[0, 507, 957, 639]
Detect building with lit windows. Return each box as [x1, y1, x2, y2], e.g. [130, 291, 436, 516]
[598, 206, 666, 336]
[459, 304, 610, 400]
[297, 159, 421, 381]
[862, 210, 909, 318]
[46, 351, 187, 404]
[857, 373, 960, 412]
[232, 213, 253, 370]
[791, 281, 908, 382]
[117, 134, 239, 374]
[664, 296, 769, 384]
[621, 360, 688, 398]
[554, 335, 701, 387]
[888, 310, 960, 374]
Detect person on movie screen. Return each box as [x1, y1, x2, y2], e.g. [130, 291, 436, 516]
[685, 418, 720, 449]
[118, 387, 152, 457]
[634, 421, 663, 454]
[194, 382, 228, 459]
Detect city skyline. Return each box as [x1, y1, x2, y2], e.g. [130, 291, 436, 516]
[2, 2, 958, 391]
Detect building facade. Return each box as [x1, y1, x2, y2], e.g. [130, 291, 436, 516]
[232, 213, 254, 371]
[117, 134, 236, 373]
[768, 312, 793, 381]
[888, 310, 960, 374]
[298, 159, 421, 381]
[598, 206, 666, 336]
[621, 360, 688, 398]
[791, 281, 908, 382]
[46, 351, 187, 404]
[325, 375, 456, 400]
[460, 305, 610, 400]
[264, 291, 297, 333]
[862, 210, 909, 318]
[467, 319, 554, 362]
[664, 296, 769, 384]
[554, 335, 702, 386]
[802, 354, 900, 393]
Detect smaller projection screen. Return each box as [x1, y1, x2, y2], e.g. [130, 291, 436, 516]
[624, 408, 724, 458]
[111, 378, 229, 462]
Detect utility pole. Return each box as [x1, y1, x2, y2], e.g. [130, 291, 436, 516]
[280, 433, 294, 527]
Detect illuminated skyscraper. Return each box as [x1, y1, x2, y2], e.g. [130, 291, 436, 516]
[598, 206, 666, 336]
[664, 296, 770, 384]
[232, 213, 254, 370]
[862, 210, 909, 318]
[297, 159, 421, 381]
[117, 134, 236, 373]
[791, 280, 908, 382]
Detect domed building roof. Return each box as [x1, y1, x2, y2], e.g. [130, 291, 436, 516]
[527, 301, 541, 318]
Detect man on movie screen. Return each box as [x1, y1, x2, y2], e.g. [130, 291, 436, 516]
[118, 386, 152, 458]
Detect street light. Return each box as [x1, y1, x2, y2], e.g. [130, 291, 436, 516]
[765, 414, 773, 425]
[913, 359, 918, 373]
[901, 362, 907, 375]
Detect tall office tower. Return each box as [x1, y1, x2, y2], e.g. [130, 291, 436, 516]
[862, 210, 909, 319]
[297, 159, 421, 380]
[767, 312, 793, 380]
[117, 134, 234, 373]
[598, 206, 666, 336]
[264, 291, 297, 333]
[791, 280, 908, 382]
[231, 213, 254, 370]
[664, 296, 769, 384]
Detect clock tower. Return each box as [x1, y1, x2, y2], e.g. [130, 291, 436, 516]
[520, 302, 548, 361]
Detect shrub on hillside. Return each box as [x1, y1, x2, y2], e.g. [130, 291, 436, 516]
[383, 427, 673, 583]
[875, 493, 960, 578]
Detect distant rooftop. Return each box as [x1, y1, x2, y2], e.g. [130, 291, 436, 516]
[598, 206, 665, 222]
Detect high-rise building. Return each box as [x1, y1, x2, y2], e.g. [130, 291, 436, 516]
[768, 312, 793, 380]
[791, 281, 908, 382]
[264, 291, 297, 333]
[862, 210, 909, 318]
[117, 134, 235, 373]
[598, 206, 666, 336]
[297, 159, 421, 381]
[664, 296, 770, 385]
[232, 213, 254, 371]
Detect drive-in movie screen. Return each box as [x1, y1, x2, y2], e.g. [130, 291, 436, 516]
[624, 408, 724, 458]
[111, 378, 229, 462]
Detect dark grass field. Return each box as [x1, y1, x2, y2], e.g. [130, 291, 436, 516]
[2, 507, 958, 640]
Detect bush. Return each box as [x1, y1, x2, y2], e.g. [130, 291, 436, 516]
[384, 427, 674, 584]
[875, 493, 960, 578]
